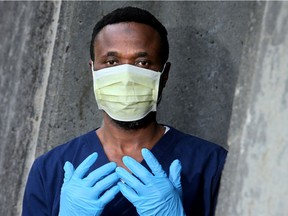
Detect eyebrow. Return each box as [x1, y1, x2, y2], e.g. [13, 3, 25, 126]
[136, 52, 148, 57]
[104, 51, 149, 58]
[106, 51, 118, 57]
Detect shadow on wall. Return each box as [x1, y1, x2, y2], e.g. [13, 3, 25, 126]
[158, 25, 238, 149]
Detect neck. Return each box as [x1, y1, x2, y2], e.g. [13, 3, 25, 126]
[97, 113, 165, 155]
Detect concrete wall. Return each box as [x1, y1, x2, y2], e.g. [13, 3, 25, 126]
[0, 2, 62, 215]
[216, 1, 288, 215]
[1, 1, 287, 216]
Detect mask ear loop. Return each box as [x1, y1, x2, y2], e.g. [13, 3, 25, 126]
[157, 63, 168, 105]
[160, 63, 167, 75]
[91, 61, 95, 72]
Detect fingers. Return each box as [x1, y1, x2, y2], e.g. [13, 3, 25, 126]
[115, 167, 143, 193]
[93, 172, 119, 196]
[83, 162, 117, 186]
[120, 149, 167, 185]
[117, 182, 138, 203]
[141, 148, 166, 177]
[63, 161, 75, 183]
[98, 185, 120, 208]
[169, 159, 182, 194]
[74, 152, 98, 178]
[122, 156, 153, 184]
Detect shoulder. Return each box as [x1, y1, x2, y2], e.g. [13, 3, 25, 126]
[164, 127, 227, 215]
[165, 125, 227, 158]
[32, 129, 98, 173]
[155, 125, 227, 176]
[23, 130, 98, 215]
[160, 126, 227, 176]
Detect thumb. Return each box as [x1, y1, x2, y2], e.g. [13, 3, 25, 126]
[169, 159, 183, 196]
[63, 161, 75, 183]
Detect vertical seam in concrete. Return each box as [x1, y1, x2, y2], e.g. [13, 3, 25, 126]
[16, 1, 62, 215]
[216, 3, 268, 215]
[230, 2, 269, 215]
[241, 2, 268, 148]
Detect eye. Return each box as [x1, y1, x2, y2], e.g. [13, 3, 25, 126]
[106, 59, 118, 66]
[136, 60, 150, 68]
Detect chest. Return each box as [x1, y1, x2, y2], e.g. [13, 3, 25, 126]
[103, 146, 144, 171]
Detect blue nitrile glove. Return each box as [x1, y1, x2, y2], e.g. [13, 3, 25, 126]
[59, 152, 119, 216]
[116, 148, 186, 216]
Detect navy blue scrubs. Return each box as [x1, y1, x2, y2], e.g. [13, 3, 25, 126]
[22, 126, 227, 216]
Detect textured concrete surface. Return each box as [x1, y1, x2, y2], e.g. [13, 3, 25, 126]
[1, 1, 282, 216]
[216, 1, 288, 215]
[0, 2, 61, 215]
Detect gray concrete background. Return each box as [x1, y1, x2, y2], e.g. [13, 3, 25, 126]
[0, 1, 287, 216]
[216, 1, 288, 215]
[0, 2, 61, 215]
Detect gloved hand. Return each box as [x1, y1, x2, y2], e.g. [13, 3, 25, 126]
[59, 152, 119, 216]
[116, 148, 186, 216]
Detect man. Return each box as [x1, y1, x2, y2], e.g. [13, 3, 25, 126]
[22, 6, 227, 216]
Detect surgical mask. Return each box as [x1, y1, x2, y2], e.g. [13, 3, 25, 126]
[92, 64, 163, 122]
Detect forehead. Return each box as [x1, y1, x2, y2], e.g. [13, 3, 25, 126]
[94, 22, 162, 54]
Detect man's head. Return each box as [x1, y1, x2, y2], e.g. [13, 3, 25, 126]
[90, 6, 169, 65]
[90, 7, 170, 130]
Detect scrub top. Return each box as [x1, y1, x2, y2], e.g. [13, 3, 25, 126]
[22, 126, 227, 216]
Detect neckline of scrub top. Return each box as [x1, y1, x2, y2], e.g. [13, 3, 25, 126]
[84, 125, 176, 169]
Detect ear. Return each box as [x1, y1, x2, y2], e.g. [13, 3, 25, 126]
[161, 62, 171, 88]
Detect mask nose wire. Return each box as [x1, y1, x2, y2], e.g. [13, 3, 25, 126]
[91, 62, 166, 73]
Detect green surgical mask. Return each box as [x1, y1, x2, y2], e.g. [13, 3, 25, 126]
[92, 64, 162, 122]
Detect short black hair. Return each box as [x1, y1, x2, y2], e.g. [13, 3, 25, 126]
[90, 6, 169, 64]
